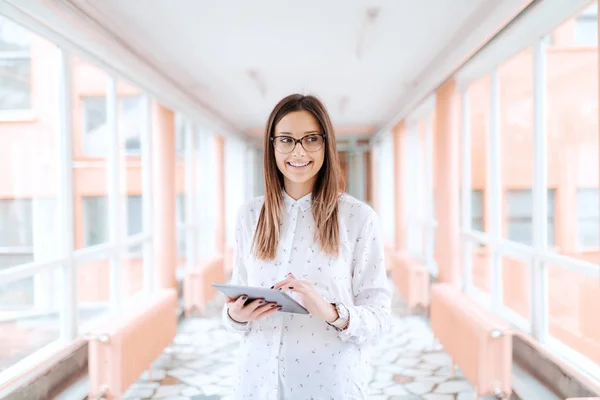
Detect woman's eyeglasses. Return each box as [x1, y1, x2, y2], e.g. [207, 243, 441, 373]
[271, 134, 326, 154]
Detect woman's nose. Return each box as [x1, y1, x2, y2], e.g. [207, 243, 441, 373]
[292, 141, 306, 157]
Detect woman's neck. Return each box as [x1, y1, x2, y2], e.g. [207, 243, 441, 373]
[283, 178, 315, 200]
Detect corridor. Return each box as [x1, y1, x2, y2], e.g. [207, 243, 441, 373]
[0, 1, 599, 400]
[124, 290, 476, 400]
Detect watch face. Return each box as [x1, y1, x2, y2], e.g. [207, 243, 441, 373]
[336, 303, 349, 320]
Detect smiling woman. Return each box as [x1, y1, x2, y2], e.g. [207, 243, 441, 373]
[222, 93, 392, 400]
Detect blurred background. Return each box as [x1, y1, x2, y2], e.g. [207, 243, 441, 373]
[0, 1, 598, 399]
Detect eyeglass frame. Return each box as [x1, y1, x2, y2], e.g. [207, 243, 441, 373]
[270, 133, 327, 153]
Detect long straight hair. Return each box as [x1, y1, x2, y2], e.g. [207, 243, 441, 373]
[252, 94, 344, 260]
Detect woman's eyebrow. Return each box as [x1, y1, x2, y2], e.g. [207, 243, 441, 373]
[276, 130, 320, 136]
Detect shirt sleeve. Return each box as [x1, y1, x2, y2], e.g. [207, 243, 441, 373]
[337, 210, 392, 345]
[222, 206, 252, 334]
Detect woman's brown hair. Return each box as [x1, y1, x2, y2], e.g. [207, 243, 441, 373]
[252, 94, 344, 260]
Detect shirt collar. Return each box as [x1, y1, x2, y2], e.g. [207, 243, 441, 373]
[283, 190, 313, 213]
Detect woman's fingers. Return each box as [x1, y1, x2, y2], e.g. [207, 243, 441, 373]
[272, 278, 294, 290]
[252, 302, 281, 318]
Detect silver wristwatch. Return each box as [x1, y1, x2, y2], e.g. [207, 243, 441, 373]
[327, 303, 349, 330]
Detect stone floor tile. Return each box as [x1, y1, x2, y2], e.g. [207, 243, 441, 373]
[384, 384, 410, 395]
[424, 394, 455, 400]
[405, 380, 435, 395]
[435, 379, 474, 394]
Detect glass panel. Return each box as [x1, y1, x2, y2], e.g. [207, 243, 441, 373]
[471, 244, 491, 294]
[546, 2, 599, 262]
[121, 245, 144, 301]
[499, 47, 534, 246]
[471, 190, 484, 231]
[577, 188, 599, 249]
[77, 253, 110, 326]
[73, 58, 110, 250]
[468, 75, 491, 235]
[0, 15, 32, 110]
[501, 256, 530, 320]
[505, 189, 556, 246]
[176, 193, 186, 263]
[0, 272, 61, 373]
[81, 95, 143, 157]
[548, 264, 600, 365]
[82, 196, 108, 247]
[0, 17, 60, 271]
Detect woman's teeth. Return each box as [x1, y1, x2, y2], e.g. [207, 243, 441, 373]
[288, 161, 310, 167]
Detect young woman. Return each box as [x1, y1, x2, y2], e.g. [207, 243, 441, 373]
[222, 94, 391, 399]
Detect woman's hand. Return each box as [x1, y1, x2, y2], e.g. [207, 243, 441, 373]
[272, 273, 338, 323]
[226, 295, 281, 323]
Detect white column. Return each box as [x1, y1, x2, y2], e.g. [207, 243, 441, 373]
[107, 76, 124, 310]
[531, 37, 549, 342]
[424, 115, 437, 275]
[185, 120, 197, 270]
[460, 91, 473, 292]
[57, 47, 76, 340]
[489, 70, 503, 310]
[141, 94, 154, 293]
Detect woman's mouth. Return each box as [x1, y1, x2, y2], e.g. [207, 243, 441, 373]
[287, 161, 312, 170]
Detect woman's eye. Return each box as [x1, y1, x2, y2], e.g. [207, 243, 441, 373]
[306, 136, 318, 143]
[280, 137, 293, 143]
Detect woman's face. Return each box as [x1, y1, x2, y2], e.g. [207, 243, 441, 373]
[273, 110, 325, 191]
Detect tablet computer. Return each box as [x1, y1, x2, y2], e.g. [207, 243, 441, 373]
[212, 283, 309, 315]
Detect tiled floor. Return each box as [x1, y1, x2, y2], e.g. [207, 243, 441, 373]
[126, 289, 477, 400]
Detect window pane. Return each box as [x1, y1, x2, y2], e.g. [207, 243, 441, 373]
[507, 220, 532, 245]
[176, 193, 186, 261]
[121, 245, 144, 301]
[73, 59, 110, 250]
[1, 18, 60, 272]
[127, 195, 143, 236]
[0, 273, 61, 373]
[500, 46, 534, 245]
[82, 196, 108, 247]
[0, 199, 33, 247]
[472, 244, 491, 294]
[547, 2, 598, 260]
[468, 76, 490, 235]
[502, 256, 530, 320]
[578, 188, 599, 218]
[81, 95, 143, 157]
[549, 264, 600, 365]
[77, 253, 110, 327]
[120, 96, 143, 154]
[506, 189, 556, 245]
[575, 4, 598, 46]
[0, 16, 31, 110]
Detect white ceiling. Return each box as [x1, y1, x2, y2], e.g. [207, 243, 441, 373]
[4, 0, 532, 137]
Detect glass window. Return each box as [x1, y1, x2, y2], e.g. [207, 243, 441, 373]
[0, 15, 31, 110]
[82, 196, 108, 247]
[547, 2, 598, 261]
[506, 189, 555, 245]
[471, 190, 484, 231]
[81, 95, 143, 156]
[577, 188, 599, 248]
[575, 4, 598, 46]
[0, 199, 33, 247]
[127, 195, 143, 236]
[468, 75, 490, 236]
[176, 193, 186, 260]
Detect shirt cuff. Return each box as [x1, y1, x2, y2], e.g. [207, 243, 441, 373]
[336, 303, 360, 341]
[222, 306, 251, 332]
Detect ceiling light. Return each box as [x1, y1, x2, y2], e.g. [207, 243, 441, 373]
[356, 7, 381, 60]
[247, 69, 266, 97]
